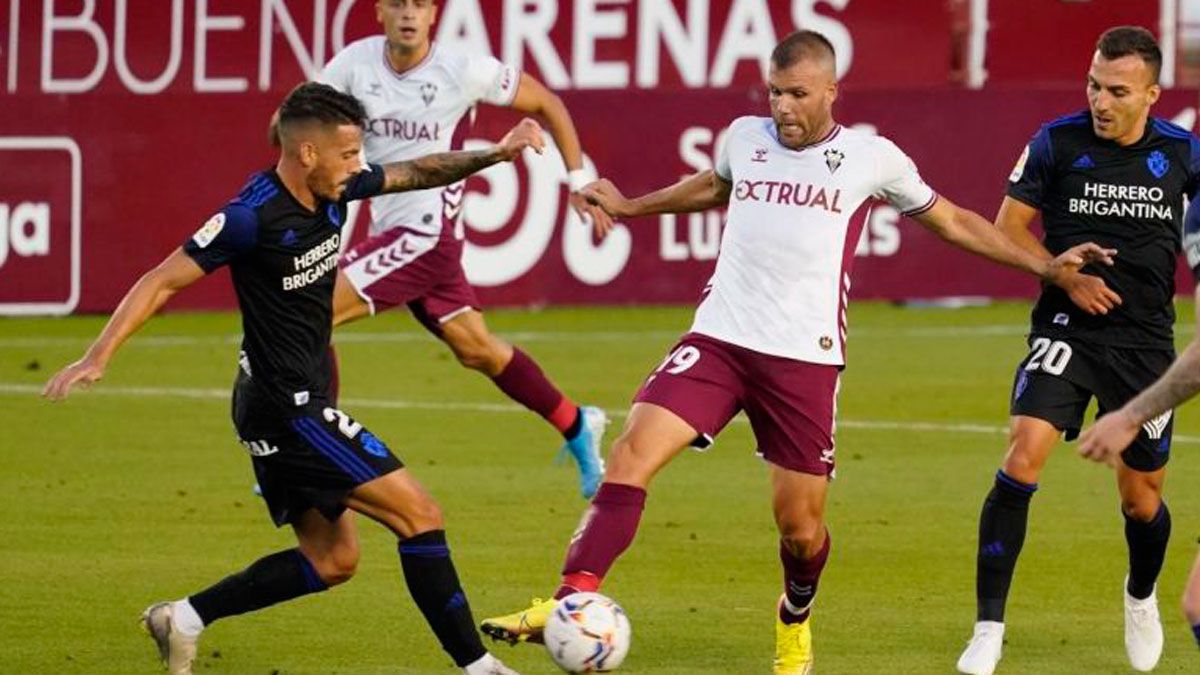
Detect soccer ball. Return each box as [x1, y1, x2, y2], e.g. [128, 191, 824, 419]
[543, 592, 632, 673]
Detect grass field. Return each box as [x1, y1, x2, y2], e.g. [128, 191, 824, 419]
[3, 301, 1200, 674]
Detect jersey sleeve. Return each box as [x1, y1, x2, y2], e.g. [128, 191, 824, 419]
[1006, 125, 1054, 208]
[715, 117, 754, 182]
[873, 137, 937, 216]
[316, 45, 355, 93]
[182, 203, 259, 273]
[342, 162, 387, 203]
[461, 51, 520, 106]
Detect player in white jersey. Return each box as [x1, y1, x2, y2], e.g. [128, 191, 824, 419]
[320, 0, 612, 498]
[480, 31, 1114, 673]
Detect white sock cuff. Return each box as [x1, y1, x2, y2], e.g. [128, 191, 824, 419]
[171, 599, 205, 637]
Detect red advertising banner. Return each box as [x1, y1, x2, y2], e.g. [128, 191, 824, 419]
[0, 0, 1187, 313]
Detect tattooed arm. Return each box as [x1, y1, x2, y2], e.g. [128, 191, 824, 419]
[379, 117, 545, 194]
[1078, 283, 1200, 464]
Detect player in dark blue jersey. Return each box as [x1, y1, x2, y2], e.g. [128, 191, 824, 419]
[958, 27, 1200, 674]
[42, 83, 542, 675]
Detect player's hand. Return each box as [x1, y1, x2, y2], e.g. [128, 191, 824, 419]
[581, 178, 634, 219]
[1077, 408, 1140, 466]
[1057, 270, 1123, 315]
[569, 191, 615, 239]
[496, 118, 545, 161]
[42, 356, 106, 402]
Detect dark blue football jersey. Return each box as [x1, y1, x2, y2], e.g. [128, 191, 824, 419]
[183, 164, 385, 404]
[1008, 112, 1200, 349]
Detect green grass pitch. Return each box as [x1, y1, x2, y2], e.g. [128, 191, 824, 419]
[2, 302, 1199, 673]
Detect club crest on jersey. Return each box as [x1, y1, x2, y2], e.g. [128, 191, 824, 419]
[327, 204, 341, 227]
[751, 147, 769, 163]
[1147, 150, 1169, 179]
[192, 213, 226, 248]
[819, 336, 834, 351]
[420, 82, 438, 106]
[824, 148, 844, 174]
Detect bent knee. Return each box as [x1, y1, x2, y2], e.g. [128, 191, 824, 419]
[604, 437, 660, 485]
[310, 545, 359, 586]
[1121, 495, 1162, 522]
[778, 522, 826, 558]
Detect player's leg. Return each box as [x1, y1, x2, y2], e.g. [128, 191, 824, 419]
[738, 353, 838, 675]
[960, 356, 1088, 675]
[770, 466, 829, 675]
[414, 267, 608, 499]
[1183, 546, 1200, 646]
[142, 510, 355, 675]
[346, 468, 515, 674]
[480, 402, 700, 644]
[1106, 345, 1174, 671]
[481, 334, 744, 644]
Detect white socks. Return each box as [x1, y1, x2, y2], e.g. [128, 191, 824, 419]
[170, 599, 205, 637]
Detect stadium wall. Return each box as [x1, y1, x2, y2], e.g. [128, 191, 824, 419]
[0, 0, 1186, 314]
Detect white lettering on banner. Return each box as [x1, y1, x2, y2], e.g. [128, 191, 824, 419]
[573, 0, 630, 89]
[502, 0, 569, 88]
[193, 0, 247, 93]
[258, 0, 326, 91]
[637, 0, 709, 87]
[710, 0, 778, 87]
[41, 0, 109, 94]
[461, 137, 631, 287]
[13, 0, 853, 94]
[113, 0, 183, 95]
[436, 0, 493, 55]
[0, 201, 51, 270]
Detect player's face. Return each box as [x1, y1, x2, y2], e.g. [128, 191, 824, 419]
[307, 124, 365, 202]
[1086, 52, 1160, 145]
[376, 0, 437, 51]
[768, 59, 838, 149]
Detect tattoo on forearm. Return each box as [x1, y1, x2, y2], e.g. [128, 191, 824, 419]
[383, 149, 501, 193]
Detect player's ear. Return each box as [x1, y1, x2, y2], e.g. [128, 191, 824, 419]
[298, 140, 318, 168]
[1146, 83, 1161, 106]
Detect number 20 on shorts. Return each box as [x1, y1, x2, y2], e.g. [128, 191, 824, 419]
[1024, 337, 1073, 376]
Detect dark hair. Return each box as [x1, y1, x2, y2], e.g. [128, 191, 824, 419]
[771, 30, 836, 71]
[278, 82, 367, 131]
[1097, 26, 1161, 83]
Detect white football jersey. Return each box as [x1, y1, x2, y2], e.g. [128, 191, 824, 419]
[319, 38, 520, 237]
[692, 117, 936, 365]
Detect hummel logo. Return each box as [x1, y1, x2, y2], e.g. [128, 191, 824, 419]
[1072, 154, 1095, 169]
[751, 148, 769, 163]
[367, 82, 382, 96]
[819, 448, 835, 464]
[281, 229, 297, 246]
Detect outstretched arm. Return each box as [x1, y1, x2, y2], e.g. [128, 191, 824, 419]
[509, 73, 614, 237]
[43, 249, 206, 401]
[912, 196, 1115, 287]
[378, 117, 545, 194]
[581, 170, 732, 219]
[1078, 284, 1200, 463]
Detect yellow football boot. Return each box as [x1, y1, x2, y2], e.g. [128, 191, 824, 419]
[773, 598, 814, 675]
[481, 597, 558, 644]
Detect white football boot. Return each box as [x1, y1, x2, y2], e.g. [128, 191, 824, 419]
[956, 621, 1004, 675]
[1124, 577, 1163, 671]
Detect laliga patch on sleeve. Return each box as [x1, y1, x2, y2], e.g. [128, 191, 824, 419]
[192, 212, 226, 248]
[1008, 145, 1030, 183]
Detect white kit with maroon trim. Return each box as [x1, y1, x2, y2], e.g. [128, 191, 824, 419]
[694, 116, 937, 366]
[319, 38, 520, 238]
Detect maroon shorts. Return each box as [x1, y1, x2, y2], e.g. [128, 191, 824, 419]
[634, 332, 841, 476]
[340, 228, 480, 336]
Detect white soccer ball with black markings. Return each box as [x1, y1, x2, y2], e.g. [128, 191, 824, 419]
[543, 592, 631, 673]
